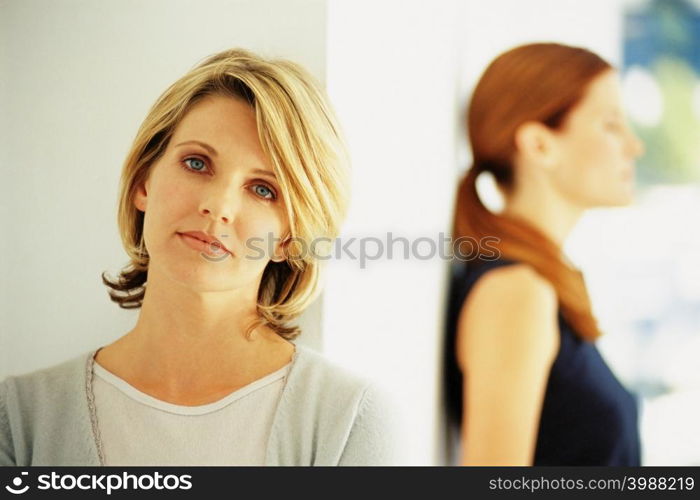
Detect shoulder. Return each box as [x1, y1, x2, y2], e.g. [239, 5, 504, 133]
[462, 262, 558, 328]
[1, 350, 94, 420]
[2, 350, 93, 407]
[473, 262, 557, 308]
[286, 345, 374, 405]
[0, 376, 13, 465]
[0, 350, 95, 466]
[457, 263, 559, 368]
[275, 345, 400, 465]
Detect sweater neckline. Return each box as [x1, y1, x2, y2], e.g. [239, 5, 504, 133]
[83, 343, 304, 466]
[92, 360, 291, 416]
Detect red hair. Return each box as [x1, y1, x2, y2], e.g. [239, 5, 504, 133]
[453, 43, 612, 341]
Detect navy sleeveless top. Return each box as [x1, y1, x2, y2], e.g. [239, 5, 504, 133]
[444, 257, 641, 465]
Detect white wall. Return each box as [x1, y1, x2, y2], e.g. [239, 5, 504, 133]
[324, 0, 462, 465]
[0, 0, 327, 378]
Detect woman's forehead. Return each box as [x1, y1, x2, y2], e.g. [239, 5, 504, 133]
[575, 70, 623, 117]
[171, 96, 274, 171]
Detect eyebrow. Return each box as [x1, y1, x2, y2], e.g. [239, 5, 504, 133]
[175, 140, 219, 156]
[174, 140, 278, 180]
[605, 106, 624, 116]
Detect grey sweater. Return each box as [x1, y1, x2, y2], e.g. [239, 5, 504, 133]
[0, 345, 398, 466]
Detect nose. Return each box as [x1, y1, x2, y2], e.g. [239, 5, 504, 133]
[627, 129, 645, 159]
[200, 206, 230, 224]
[199, 186, 241, 225]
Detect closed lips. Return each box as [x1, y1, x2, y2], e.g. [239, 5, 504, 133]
[179, 232, 231, 254]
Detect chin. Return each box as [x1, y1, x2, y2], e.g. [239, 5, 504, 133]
[604, 191, 634, 207]
[601, 179, 636, 207]
[618, 184, 636, 206]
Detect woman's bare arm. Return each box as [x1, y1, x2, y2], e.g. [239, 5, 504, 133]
[456, 264, 560, 466]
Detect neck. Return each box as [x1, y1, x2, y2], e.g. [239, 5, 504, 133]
[108, 261, 291, 395]
[502, 177, 583, 249]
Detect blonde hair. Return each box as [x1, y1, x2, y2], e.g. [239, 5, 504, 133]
[101, 48, 350, 339]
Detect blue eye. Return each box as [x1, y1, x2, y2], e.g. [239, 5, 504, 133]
[253, 184, 275, 200]
[183, 157, 208, 172]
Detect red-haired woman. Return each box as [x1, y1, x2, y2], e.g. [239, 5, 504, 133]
[445, 43, 645, 465]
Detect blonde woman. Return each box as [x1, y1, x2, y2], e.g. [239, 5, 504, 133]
[0, 48, 395, 466]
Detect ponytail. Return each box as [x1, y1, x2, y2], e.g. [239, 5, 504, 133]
[452, 166, 602, 341]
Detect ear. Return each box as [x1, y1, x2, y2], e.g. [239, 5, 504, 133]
[270, 235, 289, 263]
[514, 121, 558, 170]
[133, 178, 150, 213]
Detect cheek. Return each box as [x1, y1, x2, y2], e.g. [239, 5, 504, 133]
[236, 204, 287, 247]
[556, 132, 631, 206]
[144, 175, 195, 230]
[238, 209, 283, 236]
[566, 128, 611, 164]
